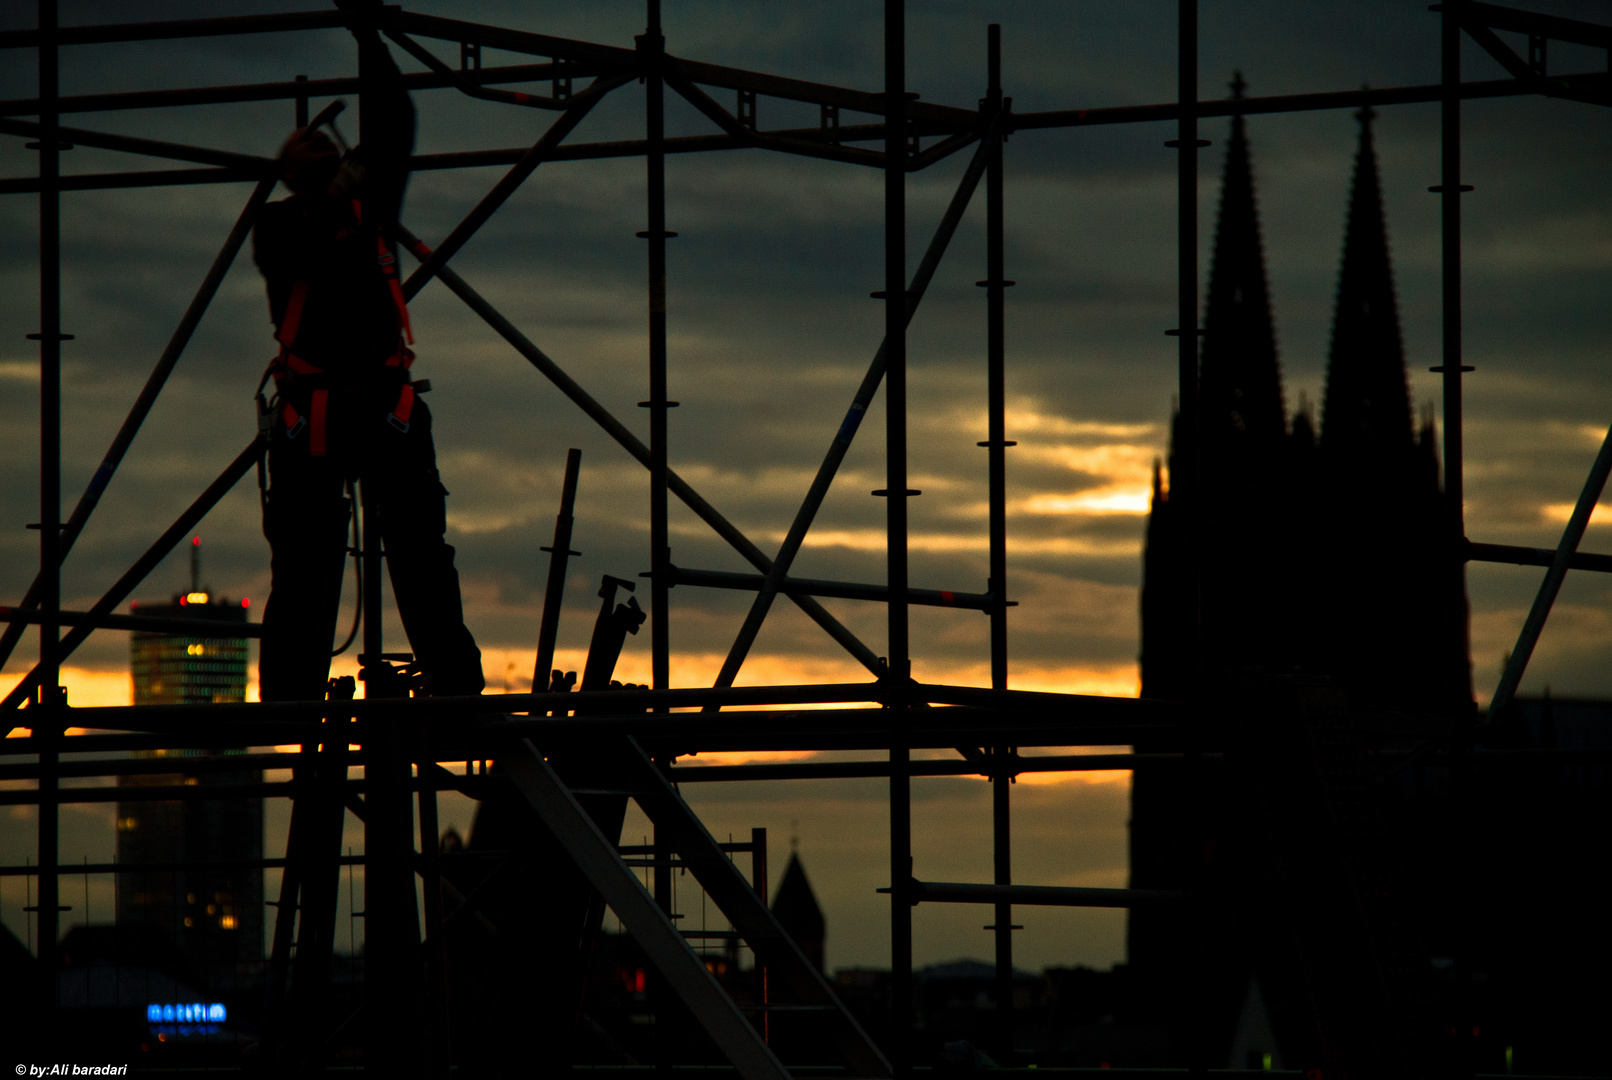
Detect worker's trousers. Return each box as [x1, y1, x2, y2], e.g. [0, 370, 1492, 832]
[259, 392, 484, 702]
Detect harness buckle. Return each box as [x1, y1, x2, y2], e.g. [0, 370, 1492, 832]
[387, 413, 411, 434]
[285, 414, 307, 440]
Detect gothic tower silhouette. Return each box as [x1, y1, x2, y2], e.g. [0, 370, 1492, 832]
[1316, 100, 1471, 713]
[1132, 73, 1291, 1027]
[1139, 86, 1470, 714]
[1140, 74, 1305, 706]
[1130, 83, 1474, 1062]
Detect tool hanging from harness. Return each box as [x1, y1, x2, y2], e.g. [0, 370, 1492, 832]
[256, 198, 418, 457]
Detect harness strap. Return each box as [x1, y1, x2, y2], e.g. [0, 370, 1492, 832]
[381, 255, 414, 345]
[267, 350, 322, 453]
[388, 382, 416, 433]
[283, 352, 323, 376]
[277, 348, 406, 381]
[353, 199, 413, 345]
[309, 389, 329, 457]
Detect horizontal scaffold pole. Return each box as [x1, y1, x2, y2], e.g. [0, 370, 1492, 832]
[2, 743, 1596, 795]
[0, 748, 1211, 786]
[3, 76, 1588, 196]
[906, 880, 1185, 909]
[0, 606, 261, 638]
[670, 565, 994, 610]
[0, 62, 585, 118]
[1466, 539, 1612, 574]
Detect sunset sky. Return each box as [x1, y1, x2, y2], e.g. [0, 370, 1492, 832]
[4, 0, 1612, 973]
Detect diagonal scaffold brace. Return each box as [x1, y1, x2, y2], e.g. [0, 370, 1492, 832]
[395, 223, 887, 677]
[2, 439, 263, 719]
[499, 733, 892, 1080]
[705, 113, 1005, 705]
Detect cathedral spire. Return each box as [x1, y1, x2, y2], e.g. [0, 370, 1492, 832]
[1199, 71, 1286, 450]
[1320, 95, 1413, 462]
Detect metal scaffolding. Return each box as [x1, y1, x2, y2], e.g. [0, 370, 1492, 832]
[3, 1, 1612, 1076]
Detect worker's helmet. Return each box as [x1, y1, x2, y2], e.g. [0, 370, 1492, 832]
[278, 127, 341, 199]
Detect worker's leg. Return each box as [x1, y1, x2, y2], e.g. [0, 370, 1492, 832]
[367, 399, 485, 696]
[260, 433, 350, 702]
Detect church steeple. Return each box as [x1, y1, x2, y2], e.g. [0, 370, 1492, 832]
[1142, 76, 1298, 698]
[1310, 98, 1470, 714]
[1320, 98, 1412, 463]
[1200, 71, 1286, 451]
[772, 852, 826, 975]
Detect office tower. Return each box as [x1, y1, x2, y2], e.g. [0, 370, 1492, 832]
[116, 540, 263, 977]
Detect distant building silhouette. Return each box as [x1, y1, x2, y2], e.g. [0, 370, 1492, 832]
[771, 851, 825, 975]
[1139, 86, 1469, 712]
[116, 546, 262, 979]
[1131, 81, 1474, 1070]
[1140, 75, 1293, 706]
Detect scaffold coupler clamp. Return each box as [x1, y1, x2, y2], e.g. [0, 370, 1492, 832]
[254, 381, 274, 506]
[255, 389, 273, 443]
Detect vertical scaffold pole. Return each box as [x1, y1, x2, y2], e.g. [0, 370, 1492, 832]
[984, 31, 1009, 698]
[641, 6, 678, 1071]
[359, 28, 422, 1045]
[642, 0, 671, 706]
[534, 447, 583, 694]
[1440, 1, 1475, 716]
[982, 21, 1016, 1063]
[416, 745, 450, 1076]
[1440, 7, 1477, 1077]
[1439, 3, 1476, 719]
[34, 0, 64, 1024]
[1176, 4, 1201, 663]
[356, 475, 423, 1076]
[1176, 3, 1208, 1078]
[752, 827, 770, 1044]
[1440, 0, 1468, 580]
[884, 0, 912, 1074]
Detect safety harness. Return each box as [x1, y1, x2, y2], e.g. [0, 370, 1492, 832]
[258, 198, 418, 457]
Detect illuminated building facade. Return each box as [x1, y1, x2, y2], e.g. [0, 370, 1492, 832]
[116, 572, 263, 979]
[129, 597, 250, 706]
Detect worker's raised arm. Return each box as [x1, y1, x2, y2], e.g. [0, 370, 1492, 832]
[350, 6, 415, 234]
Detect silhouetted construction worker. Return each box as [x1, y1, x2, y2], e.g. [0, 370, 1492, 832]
[253, 3, 482, 702]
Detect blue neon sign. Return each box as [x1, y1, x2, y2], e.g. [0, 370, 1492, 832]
[146, 1002, 226, 1035]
